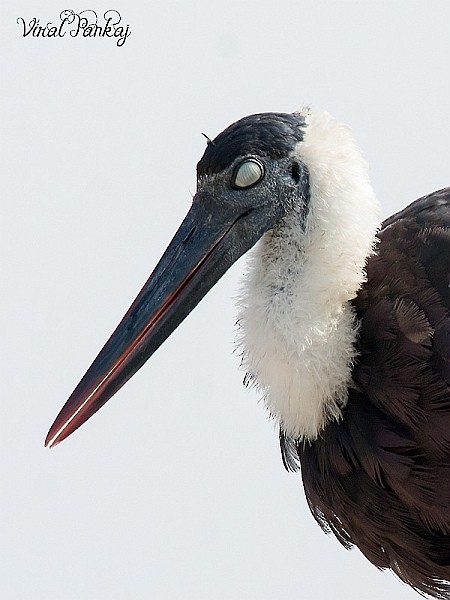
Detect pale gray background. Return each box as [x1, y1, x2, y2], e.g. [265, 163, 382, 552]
[1, 1, 449, 599]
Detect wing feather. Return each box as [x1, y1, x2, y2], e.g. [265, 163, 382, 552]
[293, 188, 450, 598]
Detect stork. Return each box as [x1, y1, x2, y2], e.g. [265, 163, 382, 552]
[45, 108, 450, 598]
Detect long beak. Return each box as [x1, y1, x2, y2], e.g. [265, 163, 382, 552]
[45, 192, 280, 447]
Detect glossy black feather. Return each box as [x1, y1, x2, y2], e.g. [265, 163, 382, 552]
[197, 112, 306, 176]
[281, 188, 450, 598]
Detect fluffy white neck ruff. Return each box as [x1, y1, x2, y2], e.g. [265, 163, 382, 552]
[237, 108, 381, 440]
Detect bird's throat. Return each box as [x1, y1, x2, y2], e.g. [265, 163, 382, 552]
[237, 108, 380, 439]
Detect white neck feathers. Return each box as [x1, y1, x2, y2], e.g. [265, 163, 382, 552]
[237, 108, 380, 440]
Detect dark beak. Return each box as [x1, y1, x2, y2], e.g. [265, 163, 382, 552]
[45, 192, 282, 447]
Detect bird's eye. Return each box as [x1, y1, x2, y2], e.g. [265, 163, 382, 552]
[291, 162, 300, 184]
[232, 159, 265, 189]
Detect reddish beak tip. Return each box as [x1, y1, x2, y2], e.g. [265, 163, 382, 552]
[44, 423, 68, 448]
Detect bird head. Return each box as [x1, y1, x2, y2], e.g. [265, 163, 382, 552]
[45, 112, 311, 447]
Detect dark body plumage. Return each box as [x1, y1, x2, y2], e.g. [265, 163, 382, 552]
[282, 188, 450, 598]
